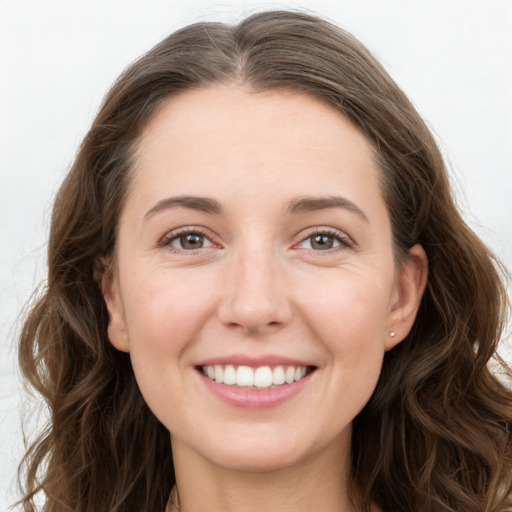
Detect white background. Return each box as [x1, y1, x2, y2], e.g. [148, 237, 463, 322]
[1, 0, 511, 509]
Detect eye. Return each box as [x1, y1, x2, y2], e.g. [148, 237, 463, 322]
[160, 229, 215, 252]
[296, 229, 352, 251]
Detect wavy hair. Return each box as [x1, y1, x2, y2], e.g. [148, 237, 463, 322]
[18, 10, 512, 512]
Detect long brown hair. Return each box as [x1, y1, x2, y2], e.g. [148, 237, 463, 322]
[18, 10, 512, 512]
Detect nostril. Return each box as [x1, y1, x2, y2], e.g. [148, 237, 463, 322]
[225, 319, 285, 334]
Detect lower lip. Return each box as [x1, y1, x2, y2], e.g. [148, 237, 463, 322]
[199, 372, 312, 409]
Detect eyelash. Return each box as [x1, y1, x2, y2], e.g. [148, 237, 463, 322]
[159, 227, 353, 253]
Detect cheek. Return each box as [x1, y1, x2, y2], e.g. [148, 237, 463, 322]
[299, 266, 392, 343]
[119, 270, 214, 404]
[123, 268, 212, 347]
[118, 274, 213, 429]
[298, 268, 391, 391]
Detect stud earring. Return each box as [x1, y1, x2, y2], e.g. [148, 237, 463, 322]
[389, 330, 396, 338]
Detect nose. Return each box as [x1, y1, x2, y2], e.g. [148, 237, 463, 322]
[217, 243, 293, 335]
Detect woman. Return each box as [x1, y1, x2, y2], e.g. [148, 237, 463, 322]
[18, 10, 512, 512]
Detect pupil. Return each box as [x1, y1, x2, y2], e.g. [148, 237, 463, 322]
[181, 234, 203, 249]
[312, 234, 333, 250]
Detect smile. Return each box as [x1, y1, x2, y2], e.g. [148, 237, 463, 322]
[200, 364, 312, 389]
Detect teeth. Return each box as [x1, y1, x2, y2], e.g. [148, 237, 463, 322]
[201, 364, 310, 389]
[285, 366, 295, 384]
[214, 365, 223, 383]
[223, 365, 237, 385]
[272, 366, 285, 385]
[254, 366, 273, 388]
[237, 365, 254, 387]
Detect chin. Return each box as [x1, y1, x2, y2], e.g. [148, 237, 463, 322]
[207, 443, 305, 473]
[179, 423, 345, 475]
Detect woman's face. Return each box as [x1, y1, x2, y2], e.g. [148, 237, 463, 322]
[103, 85, 426, 473]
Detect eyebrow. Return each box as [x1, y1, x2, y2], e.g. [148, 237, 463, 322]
[286, 195, 369, 222]
[144, 196, 223, 219]
[144, 194, 368, 223]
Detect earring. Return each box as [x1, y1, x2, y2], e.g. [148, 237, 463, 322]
[389, 330, 396, 338]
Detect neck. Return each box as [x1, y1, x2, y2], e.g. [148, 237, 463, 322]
[168, 436, 358, 512]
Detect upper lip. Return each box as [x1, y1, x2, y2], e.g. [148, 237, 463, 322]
[196, 354, 316, 367]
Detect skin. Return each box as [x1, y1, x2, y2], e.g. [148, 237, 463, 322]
[102, 85, 428, 512]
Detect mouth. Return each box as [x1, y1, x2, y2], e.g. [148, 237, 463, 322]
[196, 364, 317, 390]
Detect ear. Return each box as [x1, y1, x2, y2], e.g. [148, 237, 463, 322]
[385, 244, 428, 351]
[96, 258, 130, 353]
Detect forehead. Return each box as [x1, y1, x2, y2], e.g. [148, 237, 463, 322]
[130, 84, 383, 217]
